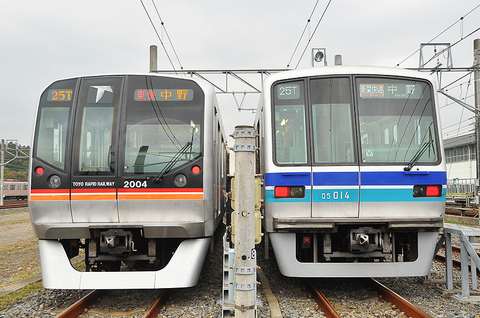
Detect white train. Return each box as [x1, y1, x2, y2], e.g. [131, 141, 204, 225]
[255, 66, 446, 277]
[30, 74, 227, 289]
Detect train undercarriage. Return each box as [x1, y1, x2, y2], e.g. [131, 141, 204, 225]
[60, 229, 187, 272]
[295, 225, 422, 263]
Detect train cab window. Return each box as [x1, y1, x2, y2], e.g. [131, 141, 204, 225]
[356, 77, 439, 164]
[273, 81, 307, 164]
[310, 77, 355, 163]
[123, 76, 203, 174]
[34, 78, 76, 171]
[73, 77, 123, 175]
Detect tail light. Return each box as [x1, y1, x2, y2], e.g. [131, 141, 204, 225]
[413, 185, 442, 197]
[274, 186, 305, 198]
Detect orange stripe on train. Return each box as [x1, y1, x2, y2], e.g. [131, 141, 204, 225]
[30, 188, 204, 201]
[30, 189, 70, 201]
[118, 188, 204, 200]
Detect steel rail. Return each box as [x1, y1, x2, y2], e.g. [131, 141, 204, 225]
[437, 244, 480, 275]
[305, 280, 341, 318]
[0, 201, 28, 209]
[55, 290, 106, 318]
[141, 290, 168, 318]
[368, 279, 431, 318]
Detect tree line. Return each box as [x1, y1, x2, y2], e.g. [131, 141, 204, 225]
[2, 142, 29, 182]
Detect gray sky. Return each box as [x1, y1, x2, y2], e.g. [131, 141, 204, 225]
[1, 0, 479, 146]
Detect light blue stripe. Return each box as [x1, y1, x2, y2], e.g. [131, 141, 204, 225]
[360, 188, 446, 202]
[312, 189, 359, 202]
[265, 189, 311, 203]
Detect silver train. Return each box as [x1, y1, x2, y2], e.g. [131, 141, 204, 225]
[2, 181, 28, 200]
[255, 66, 446, 277]
[29, 74, 227, 289]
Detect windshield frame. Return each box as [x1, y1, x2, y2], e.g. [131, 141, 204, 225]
[355, 75, 441, 167]
[120, 75, 205, 176]
[269, 74, 441, 168]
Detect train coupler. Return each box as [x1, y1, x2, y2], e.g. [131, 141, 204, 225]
[100, 229, 133, 255]
[349, 227, 385, 253]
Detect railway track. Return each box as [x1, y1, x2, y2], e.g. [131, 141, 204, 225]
[0, 201, 28, 210]
[55, 289, 168, 318]
[307, 278, 432, 317]
[436, 243, 480, 276]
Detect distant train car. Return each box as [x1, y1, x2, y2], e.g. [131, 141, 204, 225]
[2, 181, 28, 200]
[30, 74, 228, 289]
[255, 66, 446, 277]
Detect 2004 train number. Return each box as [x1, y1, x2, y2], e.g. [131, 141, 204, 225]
[124, 180, 148, 188]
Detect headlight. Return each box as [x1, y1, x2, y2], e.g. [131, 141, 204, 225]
[47, 175, 62, 188]
[174, 174, 187, 187]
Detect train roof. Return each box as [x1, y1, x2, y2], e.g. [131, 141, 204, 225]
[264, 65, 436, 85]
[43, 72, 217, 96]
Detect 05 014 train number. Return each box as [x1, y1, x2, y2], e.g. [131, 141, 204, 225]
[319, 191, 350, 200]
[124, 180, 148, 188]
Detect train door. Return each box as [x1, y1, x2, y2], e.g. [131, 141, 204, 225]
[309, 77, 360, 218]
[70, 77, 123, 223]
[355, 77, 442, 218]
[270, 80, 312, 218]
[116, 75, 205, 225]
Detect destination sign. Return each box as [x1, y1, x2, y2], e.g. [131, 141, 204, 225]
[134, 89, 194, 101]
[47, 89, 73, 101]
[359, 83, 423, 99]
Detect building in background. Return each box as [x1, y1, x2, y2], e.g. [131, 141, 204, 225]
[444, 133, 477, 204]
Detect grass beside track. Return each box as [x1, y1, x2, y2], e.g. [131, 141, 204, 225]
[0, 282, 43, 312]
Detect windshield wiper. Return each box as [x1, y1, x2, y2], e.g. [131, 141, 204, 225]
[404, 139, 434, 171]
[153, 141, 192, 183]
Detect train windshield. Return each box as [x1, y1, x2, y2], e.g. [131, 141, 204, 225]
[34, 78, 77, 171]
[123, 76, 203, 174]
[273, 81, 308, 164]
[272, 76, 439, 166]
[310, 77, 355, 163]
[356, 77, 438, 164]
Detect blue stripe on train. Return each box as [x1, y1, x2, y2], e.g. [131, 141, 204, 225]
[265, 171, 446, 203]
[265, 171, 446, 186]
[265, 172, 311, 186]
[361, 171, 447, 186]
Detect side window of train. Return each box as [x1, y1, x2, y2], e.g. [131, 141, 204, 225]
[310, 77, 355, 163]
[273, 81, 307, 164]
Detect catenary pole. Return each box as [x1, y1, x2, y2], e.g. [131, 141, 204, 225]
[150, 45, 157, 73]
[474, 39, 480, 196]
[0, 139, 4, 205]
[233, 126, 256, 318]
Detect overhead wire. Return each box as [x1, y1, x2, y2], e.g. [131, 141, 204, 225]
[286, 0, 321, 68]
[294, 0, 333, 69]
[151, 0, 184, 71]
[140, 0, 178, 74]
[419, 26, 480, 68]
[442, 118, 474, 131]
[396, 4, 480, 67]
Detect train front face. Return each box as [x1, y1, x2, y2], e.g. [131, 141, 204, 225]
[261, 67, 446, 278]
[29, 74, 219, 289]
